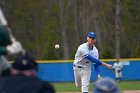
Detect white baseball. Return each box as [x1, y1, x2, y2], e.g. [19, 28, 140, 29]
[55, 44, 60, 49]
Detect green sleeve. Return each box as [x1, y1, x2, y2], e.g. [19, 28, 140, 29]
[0, 26, 12, 47]
[0, 46, 7, 55]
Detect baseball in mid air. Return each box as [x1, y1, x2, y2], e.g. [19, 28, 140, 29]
[55, 44, 60, 49]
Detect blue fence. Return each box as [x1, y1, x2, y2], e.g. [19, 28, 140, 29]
[37, 60, 140, 82]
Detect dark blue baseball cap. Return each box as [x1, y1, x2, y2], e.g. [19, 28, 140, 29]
[87, 32, 96, 39]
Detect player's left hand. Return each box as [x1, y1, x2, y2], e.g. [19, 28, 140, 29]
[106, 64, 113, 70]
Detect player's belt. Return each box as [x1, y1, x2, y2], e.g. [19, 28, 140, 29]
[73, 65, 84, 68]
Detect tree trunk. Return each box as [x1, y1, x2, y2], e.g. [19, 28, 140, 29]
[59, 0, 70, 59]
[91, 0, 102, 51]
[115, 0, 121, 59]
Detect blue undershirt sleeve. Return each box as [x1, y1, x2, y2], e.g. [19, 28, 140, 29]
[94, 64, 100, 75]
[84, 54, 102, 65]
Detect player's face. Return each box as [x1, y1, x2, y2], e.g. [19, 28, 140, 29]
[87, 37, 96, 45]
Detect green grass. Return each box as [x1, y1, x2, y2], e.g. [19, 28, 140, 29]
[118, 81, 140, 90]
[52, 81, 140, 92]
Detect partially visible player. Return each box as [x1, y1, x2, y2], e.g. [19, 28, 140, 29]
[113, 59, 123, 82]
[0, 7, 23, 76]
[73, 32, 112, 93]
[93, 77, 120, 93]
[0, 26, 23, 76]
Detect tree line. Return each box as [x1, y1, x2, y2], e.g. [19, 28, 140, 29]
[0, 0, 139, 60]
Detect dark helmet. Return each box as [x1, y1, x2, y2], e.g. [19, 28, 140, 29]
[12, 53, 38, 71]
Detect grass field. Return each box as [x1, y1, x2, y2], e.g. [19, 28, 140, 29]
[52, 81, 140, 92]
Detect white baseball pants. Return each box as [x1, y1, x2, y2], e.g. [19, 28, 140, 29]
[73, 66, 91, 92]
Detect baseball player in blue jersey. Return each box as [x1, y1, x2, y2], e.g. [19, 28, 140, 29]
[73, 32, 112, 93]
